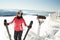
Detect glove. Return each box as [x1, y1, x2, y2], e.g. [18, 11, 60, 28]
[4, 23, 9, 26]
[28, 26, 31, 29]
[7, 23, 9, 25]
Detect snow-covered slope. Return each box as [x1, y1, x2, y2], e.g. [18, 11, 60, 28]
[0, 15, 39, 40]
[0, 13, 60, 40]
[40, 13, 60, 40]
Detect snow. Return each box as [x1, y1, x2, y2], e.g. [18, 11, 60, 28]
[0, 15, 39, 40]
[0, 13, 60, 40]
[39, 13, 60, 40]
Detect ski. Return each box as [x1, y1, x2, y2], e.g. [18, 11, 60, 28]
[4, 19, 12, 40]
[23, 21, 33, 40]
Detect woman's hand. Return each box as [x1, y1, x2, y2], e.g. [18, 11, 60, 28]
[4, 23, 9, 26]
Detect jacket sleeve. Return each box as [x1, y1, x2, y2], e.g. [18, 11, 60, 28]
[23, 18, 28, 27]
[8, 17, 15, 24]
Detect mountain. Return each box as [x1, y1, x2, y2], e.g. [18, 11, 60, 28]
[0, 9, 56, 16]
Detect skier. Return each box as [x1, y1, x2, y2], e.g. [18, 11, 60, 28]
[6, 10, 29, 40]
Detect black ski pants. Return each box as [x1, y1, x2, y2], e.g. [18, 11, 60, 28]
[14, 31, 23, 40]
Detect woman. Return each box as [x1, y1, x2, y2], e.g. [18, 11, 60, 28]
[7, 10, 28, 40]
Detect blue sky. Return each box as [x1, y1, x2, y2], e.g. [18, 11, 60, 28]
[0, 0, 60, 11]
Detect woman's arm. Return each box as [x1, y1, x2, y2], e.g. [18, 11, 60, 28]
[23, 18, 28, 27]
[8, 17, 15, 25]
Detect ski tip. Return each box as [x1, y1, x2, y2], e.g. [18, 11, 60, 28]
[31, 21, 33, 24]
[29, 21, 33, 27]
[4, 19, 7, 22]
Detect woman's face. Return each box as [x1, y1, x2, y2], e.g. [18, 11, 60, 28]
[17, 12, 22, 17]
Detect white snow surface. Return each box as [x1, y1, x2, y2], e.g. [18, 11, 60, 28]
[0, 15, 39, 40]
[0, 13, 60, 40]
[40, 13, 60, 40]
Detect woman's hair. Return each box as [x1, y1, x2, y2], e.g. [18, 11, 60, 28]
[17, 12, 23, 15]
[17, 10, 23, 15]
[17, 10, 23, 19]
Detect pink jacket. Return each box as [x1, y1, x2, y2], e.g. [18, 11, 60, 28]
[8, 17, 27, 31]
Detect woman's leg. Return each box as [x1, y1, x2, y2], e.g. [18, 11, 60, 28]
[18, 31, 23, 40]
[14, 31, 18, 40]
